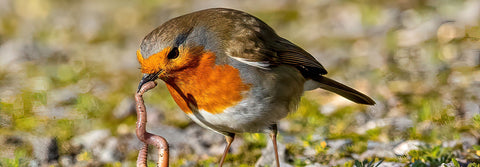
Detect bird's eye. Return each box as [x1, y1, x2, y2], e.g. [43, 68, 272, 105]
[167, 47, 179, 59]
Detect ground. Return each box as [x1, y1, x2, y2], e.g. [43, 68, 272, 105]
[0, 0, 480, 166]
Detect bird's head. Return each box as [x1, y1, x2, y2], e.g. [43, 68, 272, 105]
[136, 43, 205, 91]
[135, 13, 223, 92]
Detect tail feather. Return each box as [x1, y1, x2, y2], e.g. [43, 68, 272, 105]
[311, 76, 375, 105]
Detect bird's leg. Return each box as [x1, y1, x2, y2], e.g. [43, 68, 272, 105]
[269, 124, 280, 167]
[135, 81, 169, 167]
[219, 133, 235, 167]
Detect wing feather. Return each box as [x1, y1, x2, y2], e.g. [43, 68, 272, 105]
[212, 8, 327, 77]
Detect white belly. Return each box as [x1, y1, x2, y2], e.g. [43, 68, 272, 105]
[185, 65, 306, 135]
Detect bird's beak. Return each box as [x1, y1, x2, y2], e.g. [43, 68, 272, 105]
[137, 72, 160, 92]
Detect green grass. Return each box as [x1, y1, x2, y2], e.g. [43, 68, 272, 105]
[0, 149, 30, 167]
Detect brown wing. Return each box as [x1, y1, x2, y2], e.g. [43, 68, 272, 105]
[271, 38, 328, 76]
[210, 8, 327, 77]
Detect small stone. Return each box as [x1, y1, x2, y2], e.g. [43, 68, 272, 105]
[29, 160, 40, 167]
[440, 162, 455, 167]
[0, 39, 30, 72]
[29, 137, 59, 164]
[72, 129, 111, 149]
[329, 158, 353, 166]
[393, 140, 425, 155]
[255, 140, 292, 167]
[305, 163, 329, 167]
[377, 162, 405, 167]
[442, 140, 458, 148]
[113, 97, 135, 119]
[320, 104, 337, 115]
[98, 137, 122, 162]
[355, 118, 391, 134]
[184, 125, 224, 156]
[392, 117, 413, 131]
[437, 22, 463, 44]
[147, 124, 190, 159]
[326, 139, 352, 155]
[71, 129, 122, 163]
[359, 149, 396, 159]
[457, 0, 480, 26]
[460, 134, 478, 150]
[59, 156, 74, 166]
[48, 87, 78, 105]
[303, 146, 317, 157]
[460, 101, 480, 120]
[358, 141, 396, 159]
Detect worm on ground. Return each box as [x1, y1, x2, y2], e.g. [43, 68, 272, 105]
[135, 81, 169, 167]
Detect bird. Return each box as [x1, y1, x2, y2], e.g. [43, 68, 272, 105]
[136, 8, 375, 166]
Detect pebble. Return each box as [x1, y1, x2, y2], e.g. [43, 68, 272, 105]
[255, 140, 292, 167]
[113, 97, 135, 119]
[59, 156, 74, 166]
[72, 129, 111, 149]
[28, 136, 59, 164]
[460, 134, 478, 150]
[98, 137, 122, 162]
[377, 162, 405, 167]
[305, 163, 329, 167]
[393, 140, 425, 155]
[72, 129, 124, 162]
[358, 141, 396, 159]
[440, 162, 455, 167]
[327, 139, 352, 155]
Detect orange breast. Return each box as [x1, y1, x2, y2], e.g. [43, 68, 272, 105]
[165, 51, 250, 114]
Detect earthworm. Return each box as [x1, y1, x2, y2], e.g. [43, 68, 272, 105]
[135, 81, 169, 167]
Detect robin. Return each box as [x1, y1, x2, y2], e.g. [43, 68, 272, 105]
[136, 8, 375, 166]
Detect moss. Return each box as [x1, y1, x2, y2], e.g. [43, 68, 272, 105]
[75, 93, 103, 118]
[408, 145, 454, 167]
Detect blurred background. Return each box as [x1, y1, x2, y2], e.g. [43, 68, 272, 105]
[1, 0, 479, 166]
